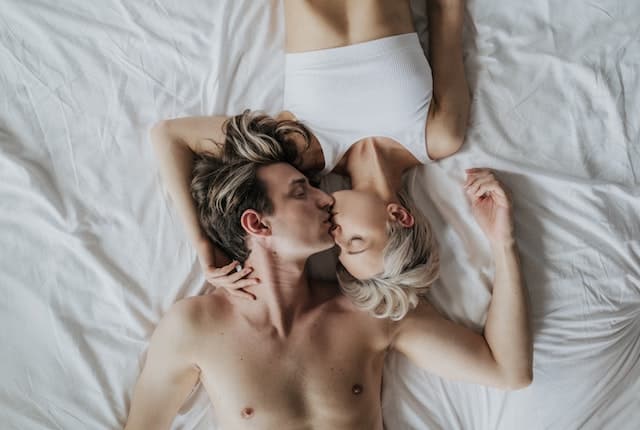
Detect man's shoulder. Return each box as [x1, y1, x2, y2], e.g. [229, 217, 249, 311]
[165, 292, 233, 332]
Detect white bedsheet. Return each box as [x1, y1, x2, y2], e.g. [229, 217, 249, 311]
[1, 0, 639, 429]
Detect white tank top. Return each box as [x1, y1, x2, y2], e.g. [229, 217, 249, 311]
[283, 32, 434, 174]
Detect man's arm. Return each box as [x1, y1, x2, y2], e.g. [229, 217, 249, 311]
[425, 0, 471, 159]
[391, 169, 533, 390]
[124, 301, 201, 429]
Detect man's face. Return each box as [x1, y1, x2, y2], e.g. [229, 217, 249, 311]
[257, 163, 335, 259]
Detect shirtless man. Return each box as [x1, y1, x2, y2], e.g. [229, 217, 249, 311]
[125, 128, 532, 430]
[124, 1, 532, 428]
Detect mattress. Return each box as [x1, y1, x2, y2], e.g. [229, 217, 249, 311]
[1, 0, 638, 429]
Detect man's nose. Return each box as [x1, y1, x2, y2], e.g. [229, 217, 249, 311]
[315, 188, 335, 210]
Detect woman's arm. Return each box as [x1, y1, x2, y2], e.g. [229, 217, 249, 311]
[391, 170, 533, 390]
[151, 114, 297, 299]
[150, 112, 320, 297]
[150, 116, 230, 268]
[464, 169, 533, 384]
[425, 0, 471, 159]
[151, 116, 261, 299]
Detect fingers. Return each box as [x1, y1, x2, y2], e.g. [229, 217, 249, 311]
[469, 181, 510, 208]
[228, 288, 257, 301]
[464, 167, 492, 184]
[212, 260, 242, 276]
[464, 168, 495, 197]
[202, 259, 260, 301]
[465, 175, 494, 196]
[205, 267, 259, 287]
[464, 168, 511, 207]
[225, 266, 255, 283]
[230, 278, 261, 289]
[205, 260, 241, 280]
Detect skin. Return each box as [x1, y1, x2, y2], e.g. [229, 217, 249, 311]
[284, 0, 472, 279]
[125, 163, 533, 429]
[126, 1, 532, 427]
[149, 0, 471, 282]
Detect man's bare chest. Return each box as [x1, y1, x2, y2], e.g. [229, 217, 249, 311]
[195, 317, 386, 425]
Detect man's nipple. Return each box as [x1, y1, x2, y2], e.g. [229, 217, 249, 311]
[241, 407, 255, 419]
[352, 383, 363, 395]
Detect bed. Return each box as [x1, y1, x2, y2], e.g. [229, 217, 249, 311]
[1, 0, 639, 429]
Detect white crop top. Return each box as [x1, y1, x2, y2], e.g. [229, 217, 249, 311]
[283, 32, 434, 174]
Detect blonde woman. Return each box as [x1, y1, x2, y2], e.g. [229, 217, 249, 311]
[152, 0, 470, 320]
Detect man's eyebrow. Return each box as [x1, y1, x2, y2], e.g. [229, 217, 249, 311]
[289, 177, 308, 187]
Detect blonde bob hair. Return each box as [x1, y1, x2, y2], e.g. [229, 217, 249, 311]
[336, 188, 440, 320]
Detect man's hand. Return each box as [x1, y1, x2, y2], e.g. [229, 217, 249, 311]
[196, 238, 259, 300]
[464, 168, 514, 246]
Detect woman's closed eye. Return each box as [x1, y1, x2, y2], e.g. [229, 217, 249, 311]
[348, 236, 366, 254]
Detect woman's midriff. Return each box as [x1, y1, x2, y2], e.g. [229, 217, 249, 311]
[284, 0, 415, 53]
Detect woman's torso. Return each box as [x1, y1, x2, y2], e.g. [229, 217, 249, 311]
[283, 32, 434, 175]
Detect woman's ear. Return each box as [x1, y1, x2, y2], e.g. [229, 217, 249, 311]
[387, 203, 415, 228]
[240, 209, 271, 237]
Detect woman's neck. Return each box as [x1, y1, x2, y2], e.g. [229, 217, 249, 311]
[343, 137, 417, 199]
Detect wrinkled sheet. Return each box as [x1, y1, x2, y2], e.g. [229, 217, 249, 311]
[1, 0, 639, 429]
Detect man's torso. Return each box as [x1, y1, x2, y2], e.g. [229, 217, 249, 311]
[186, 285, 391, 429]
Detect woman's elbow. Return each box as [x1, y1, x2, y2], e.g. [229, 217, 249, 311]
[503, 370, 534, 391]
[427, 102, 469, 160]
[428, 126, 466, 160]
[444, 128, 466, 157]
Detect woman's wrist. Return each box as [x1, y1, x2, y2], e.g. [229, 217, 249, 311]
[490, 236, 517, 253]
[193, 233, 211, 251]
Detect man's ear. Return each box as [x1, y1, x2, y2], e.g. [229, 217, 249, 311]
[387, 203, 414, 228]
[240, 209, 271, 237]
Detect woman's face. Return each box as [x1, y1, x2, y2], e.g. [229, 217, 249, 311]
[330, 190, 390, 279]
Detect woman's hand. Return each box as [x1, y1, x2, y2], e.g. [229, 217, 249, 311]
[196, 238, 259, 300]
[464, 168, 515, 247]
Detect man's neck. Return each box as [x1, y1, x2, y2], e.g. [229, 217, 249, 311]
[344, 137, 416, 199]
[238, 247, 311, 338]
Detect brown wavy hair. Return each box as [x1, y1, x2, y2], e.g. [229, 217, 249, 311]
[191, 110, 312, 262]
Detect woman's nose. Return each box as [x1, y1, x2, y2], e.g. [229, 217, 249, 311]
[330, 224, 345, 247]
